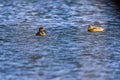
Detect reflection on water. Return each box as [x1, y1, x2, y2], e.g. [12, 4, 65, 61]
[0, 0, 120, 80]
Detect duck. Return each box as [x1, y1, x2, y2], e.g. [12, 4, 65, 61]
[36, 27, 47, 36]
[88, 25, 104, 32]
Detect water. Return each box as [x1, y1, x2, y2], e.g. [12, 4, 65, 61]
[0, 0, 120, 80]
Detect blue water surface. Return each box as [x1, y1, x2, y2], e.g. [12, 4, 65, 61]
[0, 0, 120, 80]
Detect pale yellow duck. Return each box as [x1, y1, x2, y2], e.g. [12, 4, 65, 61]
[88, 25, 104, 32]
[36, 27, 47, 36]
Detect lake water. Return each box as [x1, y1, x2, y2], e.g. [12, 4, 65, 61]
[0, 0, 120, 80]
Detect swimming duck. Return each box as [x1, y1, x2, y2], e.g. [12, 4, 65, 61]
[88, 25, 104, 32]
[36, 27, 46, 36]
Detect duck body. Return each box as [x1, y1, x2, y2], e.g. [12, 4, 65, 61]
[36, 27, 46, 36]
[36, 31, 46, 36]
[88, 25, 104, 32]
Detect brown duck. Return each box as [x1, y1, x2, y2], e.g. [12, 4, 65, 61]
[88, 25, 104, 32]
[36, 27, 46, 36]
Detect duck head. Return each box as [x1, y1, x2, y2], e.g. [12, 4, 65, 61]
[88, 25, 93, 29]
[39, 27, 45, 32]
